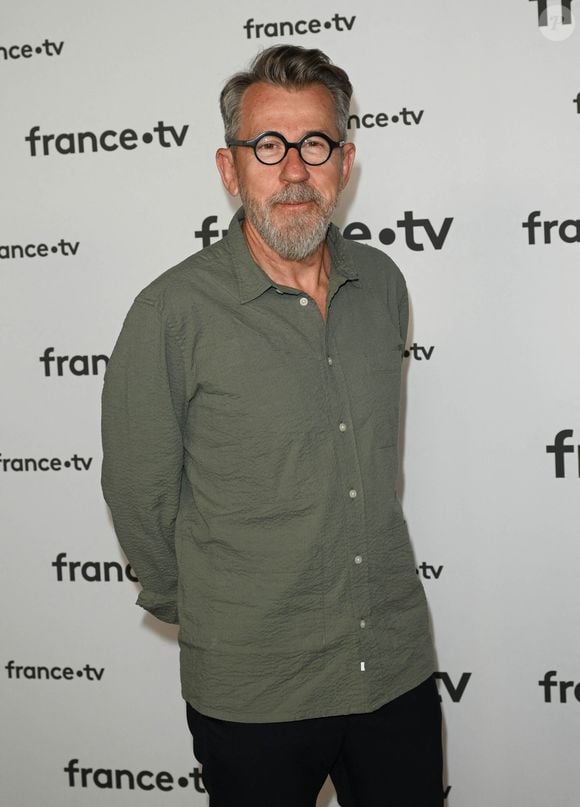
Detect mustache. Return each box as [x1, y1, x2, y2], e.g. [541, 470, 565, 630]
[267, 184, 324, 207]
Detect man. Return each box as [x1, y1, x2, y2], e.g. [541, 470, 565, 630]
[102, 45, 442, 806]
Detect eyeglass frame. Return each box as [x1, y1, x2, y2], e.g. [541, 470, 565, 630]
[225, 130, 346, 166]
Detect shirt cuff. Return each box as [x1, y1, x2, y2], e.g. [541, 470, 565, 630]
[136, 590, 178, 624]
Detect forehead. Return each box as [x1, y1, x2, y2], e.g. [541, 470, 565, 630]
[238, 82, 338, 138]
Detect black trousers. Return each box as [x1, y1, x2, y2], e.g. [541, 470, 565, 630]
[186, 675, 443, 807]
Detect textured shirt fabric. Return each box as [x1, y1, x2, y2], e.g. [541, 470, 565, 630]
[101, 208, 435, 723]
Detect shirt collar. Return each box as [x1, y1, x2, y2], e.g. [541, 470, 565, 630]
[225, 207, 359, 305]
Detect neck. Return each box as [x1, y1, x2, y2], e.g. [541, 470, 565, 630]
[242, 217, 330, 296]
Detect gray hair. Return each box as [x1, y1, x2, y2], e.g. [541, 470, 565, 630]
[220, 45, 353, 142]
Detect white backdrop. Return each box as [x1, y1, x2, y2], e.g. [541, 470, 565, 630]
[1, 1, 579, 804]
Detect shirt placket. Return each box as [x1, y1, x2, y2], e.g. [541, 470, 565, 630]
[324, 278, 374, 704]
[271, 275, 375, 711]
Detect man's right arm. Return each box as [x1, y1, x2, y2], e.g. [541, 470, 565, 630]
[101, 297, 188, 624]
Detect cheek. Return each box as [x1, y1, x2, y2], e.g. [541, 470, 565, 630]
[242, 171, 283, 203]
[316, 174, 342, 201]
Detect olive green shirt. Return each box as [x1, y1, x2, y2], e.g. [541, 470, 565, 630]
[101, 208, 435, 722]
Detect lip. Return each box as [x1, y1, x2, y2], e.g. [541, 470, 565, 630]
[276, 201, 312, 208]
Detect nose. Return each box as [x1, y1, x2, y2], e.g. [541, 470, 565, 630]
[279, 145, 310, 182]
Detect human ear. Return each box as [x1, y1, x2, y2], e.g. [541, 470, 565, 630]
[215, 147, 240, 197]
[339, 142, 356, 190]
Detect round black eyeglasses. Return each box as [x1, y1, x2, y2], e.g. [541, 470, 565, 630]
[226, 131, 345, 166]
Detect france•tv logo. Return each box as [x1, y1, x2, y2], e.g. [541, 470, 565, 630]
[545, 430, 580, 478]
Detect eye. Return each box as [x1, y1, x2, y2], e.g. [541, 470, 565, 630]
[255, 136, 285, 157]
[300, 135, 331, 163]
[303, 137, 326, 150]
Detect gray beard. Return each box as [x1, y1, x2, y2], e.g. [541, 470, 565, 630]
[240, 184, 337, 261]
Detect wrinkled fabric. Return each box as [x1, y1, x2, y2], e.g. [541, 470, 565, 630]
[101, 208, 435, 722]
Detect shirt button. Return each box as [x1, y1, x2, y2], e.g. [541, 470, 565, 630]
[348, 488, 357, 499]
[338, 422, 347, 432]
[299, 297, 309, 306]
[359, 619, 367, 629]
[354, 555, 363, 565]
[327, 356, 333, 366]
